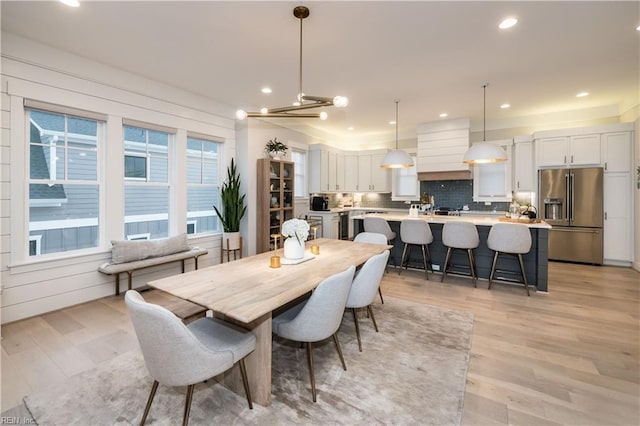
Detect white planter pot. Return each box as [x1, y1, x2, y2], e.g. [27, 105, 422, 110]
[269, 151, 285, 160]
[223, 232, 241, 250]
[283, 237, 305, 260]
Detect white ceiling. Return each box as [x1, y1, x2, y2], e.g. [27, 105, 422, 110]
[2, 1, 639, 147]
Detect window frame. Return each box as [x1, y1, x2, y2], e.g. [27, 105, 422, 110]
[290, 146, 308, 199]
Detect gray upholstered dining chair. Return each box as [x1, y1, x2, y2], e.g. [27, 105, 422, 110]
[272, 265, 356, 402]
[354, 231, 388, 303]
[125, 290, 256, 426]
[345, 250, 390, 352]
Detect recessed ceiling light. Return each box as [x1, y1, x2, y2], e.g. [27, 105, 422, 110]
[347, 126, 354, 131]
[389, 120, 396, 125]
[576, 92, 589, 98]
[500, 103, 510, 109]
[439, 113, 448, 118]
[261, 87, 272, 94]
[499, 17, 518, 29]
[59, 0, 80, 7]
[636, 25, 640, 31]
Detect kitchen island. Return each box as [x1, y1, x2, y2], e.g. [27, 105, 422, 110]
[352, 213, 551, 292]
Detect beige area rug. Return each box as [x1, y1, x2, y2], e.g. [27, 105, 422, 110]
[22, 297, 473, 425]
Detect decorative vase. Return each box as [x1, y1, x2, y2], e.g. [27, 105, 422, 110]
[283, 237, 305, 260]
[269, 151, 283, 160]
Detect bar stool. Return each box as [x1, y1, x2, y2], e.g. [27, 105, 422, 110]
[363, 217, 398, 270]
[441, 221, 479, 287]
[399, 219, 433, 279]
[487, 223, 532, 296]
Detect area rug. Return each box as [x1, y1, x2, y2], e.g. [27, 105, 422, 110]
[23, 297, 473, 425]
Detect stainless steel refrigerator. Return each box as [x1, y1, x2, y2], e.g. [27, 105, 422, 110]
[539, 167, 603, 264]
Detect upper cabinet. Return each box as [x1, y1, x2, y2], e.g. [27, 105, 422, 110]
[537, 134, 601, 167]
[602, 132, 632, 172]
[513, 136, 535, 192]
[416, 118, 470, 174]
[472, 140, 513, 202]
[343, 154, 359, 192]
[309, 144, 344, 192]
[357, 151, 390, 192]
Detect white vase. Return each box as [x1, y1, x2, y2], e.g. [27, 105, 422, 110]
[283, 237, 305, 260]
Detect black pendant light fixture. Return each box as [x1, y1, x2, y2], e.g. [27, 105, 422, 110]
[463, 83, 507, 164]
[380, 100, 414, 168]
[236, 6, 348, 120]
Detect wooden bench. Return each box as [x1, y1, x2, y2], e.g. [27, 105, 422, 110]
[98, 234, 208, 296]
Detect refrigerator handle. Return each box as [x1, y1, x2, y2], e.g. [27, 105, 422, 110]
[570, 172, 575, 222]
[565, 173, 570, 222]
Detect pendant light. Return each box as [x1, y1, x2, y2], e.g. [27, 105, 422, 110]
[463, 83, 507, 164]
[381, 100, 414, 169]
[236, 6, 348, 120]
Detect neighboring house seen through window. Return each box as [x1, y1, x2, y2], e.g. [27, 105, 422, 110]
[27, 109, 102, 256]
[186, 136, 221, 234]
[124, 125, 171, 240]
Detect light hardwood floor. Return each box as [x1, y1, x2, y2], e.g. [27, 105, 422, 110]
[1, 262, 639, 425]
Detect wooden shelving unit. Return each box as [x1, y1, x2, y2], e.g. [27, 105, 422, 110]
[257, 158, 295, 254]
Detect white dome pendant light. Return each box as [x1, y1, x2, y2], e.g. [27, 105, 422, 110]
[463, 83, 507, 164]
[381, 100, 414, 169]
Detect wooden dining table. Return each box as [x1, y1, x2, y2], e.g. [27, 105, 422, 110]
[146, 238, 391, 406]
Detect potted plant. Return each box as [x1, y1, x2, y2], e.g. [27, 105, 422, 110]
[213, 158, 246, 250]
[265, 137, 288, 160]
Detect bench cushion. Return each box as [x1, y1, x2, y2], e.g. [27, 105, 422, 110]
[110, 234, 190, 264]
[99, 247, 208, 274]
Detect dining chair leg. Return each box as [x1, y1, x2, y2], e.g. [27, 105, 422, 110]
[367, 305, 379, 332]
[441, 247, 452, 283]
[182, 384, 194, 426]
[467, 249, 477, 287]
[488, 252, 499, 290]
[238, 358, 253, 409]
[378, 287, 384, 304]
[398, 243, 409, 275]
[140, 380, 159, 425]
[306, 342, 317, 402]
[518, 253, 531, 296]
[352, 308, 362, 352]
[333, 333, 347, 371]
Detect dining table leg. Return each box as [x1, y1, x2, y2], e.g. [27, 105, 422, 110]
[222, 312, 272, 406]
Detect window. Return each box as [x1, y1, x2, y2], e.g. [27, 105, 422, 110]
[27, 109, 101, 256]
[391, 152, 419, 201]
[291, 149, 306, 198]
[186, 136, 221, 234]
[124, 125, 171, 240]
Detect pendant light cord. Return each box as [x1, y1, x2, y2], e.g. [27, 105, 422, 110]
[482, 83, 489, 142]
[395, 100, 399, 149]
[298, 13, 303, 102]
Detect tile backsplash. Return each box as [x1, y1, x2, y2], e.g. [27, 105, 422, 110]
[314, 179, 510, 212]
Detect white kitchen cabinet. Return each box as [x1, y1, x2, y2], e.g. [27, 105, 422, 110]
[473, 140, 513, 202]
[343, 154, 359, 192]
[537, 134, 601, 167]
[603, 172, 633, 264]
[602, 132, 632, 172]
[357, 152, 390, 192]
[309, 144, 343, 192]
[513, 138, 535, 192]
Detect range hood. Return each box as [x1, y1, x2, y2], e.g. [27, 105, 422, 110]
[416, 118, 471, 181]
[417, 170, 472, 181]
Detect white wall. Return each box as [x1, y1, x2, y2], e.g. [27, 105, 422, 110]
[0, 33, 237, 323]
[634, 117, 640, 272]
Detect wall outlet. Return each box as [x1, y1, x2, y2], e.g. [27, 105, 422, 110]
[431, 264, 441, 271]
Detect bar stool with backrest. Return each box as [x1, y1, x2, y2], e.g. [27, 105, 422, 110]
[363, 217, 398, 270]
[399, 219, 433, 279]
[487, 222, 533, 296]
[441, 221, 480, 287]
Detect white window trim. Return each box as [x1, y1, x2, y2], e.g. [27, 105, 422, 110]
[126, 233, 151, 241]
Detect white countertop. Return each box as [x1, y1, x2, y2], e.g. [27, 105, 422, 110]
[351, 213, 551, 229]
